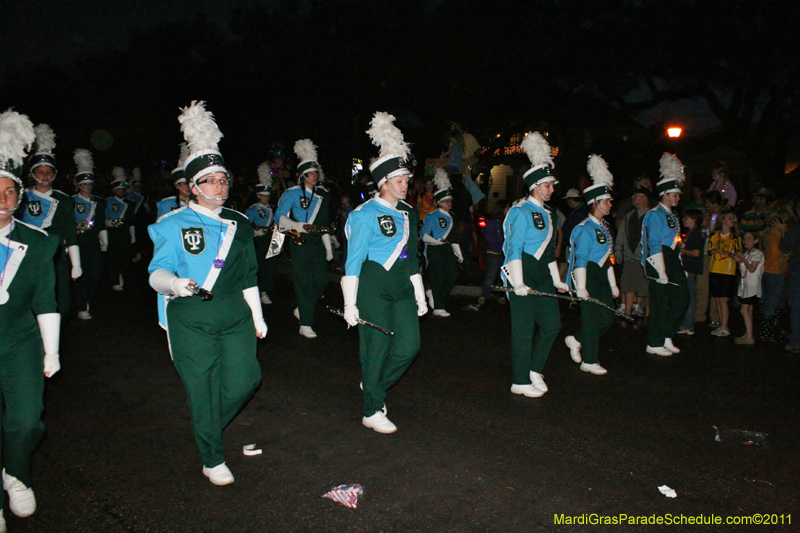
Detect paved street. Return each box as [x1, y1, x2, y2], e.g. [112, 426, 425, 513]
[8, 260, 799, 532]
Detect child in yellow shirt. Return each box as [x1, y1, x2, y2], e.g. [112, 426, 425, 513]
[708, 211, 741, 336]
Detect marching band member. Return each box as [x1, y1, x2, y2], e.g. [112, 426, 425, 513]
[0, 109, 61, 528]
[342, 111, 427, 434]
[245, 162, 276, 305]
[420, 169, 463, 317]
[502, 132, 569, 397]
[640, 153, 690, 356]
[157, 143, 192, 219]
[105, 167, 134, 291]
[564, 155, 618, 375]
[72, 149, 107, 320]
[16, 124, 81, 315]
[147, 101, 266, 485]
[274, 139, 332, 338]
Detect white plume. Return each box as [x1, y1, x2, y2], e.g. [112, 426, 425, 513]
[177, 142, 191, 167]
[73, 149, 94, 174]
[433, 168, 451, 192]
[257, 162, 273, 189]
[112, 166, 126, 182]
[366, 112, 410, 160]
[33, 124, 56, 153]
[0, 109, 36, 167]
[132, 167, 141, 181]
[520, 132, 553, 168]
[587, 154, 613, 188]
[293, 139, 318, 163]
[659, 153, 685, 185]
[178, 101, 223, 153]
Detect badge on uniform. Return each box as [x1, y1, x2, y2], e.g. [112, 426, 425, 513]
[181, 227, 206, 255]
[531, 211, 545, 230]
[595, 228, 607, 244]
[76, 203, 86, 214]
[300, 197, 311, 210]
[112, 203, 120, 213]
[438, 218, 447, 229]
[666, 213, 677, 229]
[27, 201, 42, 218]
[377, 215, 397, 237]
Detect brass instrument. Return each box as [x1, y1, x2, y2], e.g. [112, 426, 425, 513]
[276, 224, 333, 246]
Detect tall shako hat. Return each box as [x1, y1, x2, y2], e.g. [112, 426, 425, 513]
[0, 109, 36, 189]
[367, 111, 412, 188]
[583, 154, 614, 204]
[656, 153, 685, 195]
[74, 149, 95, 184]
[178, 100, 227, 187]
[432, 168, 453, 202]
[294, 139, 320, 179]
[521, 132, 557, 191]
[172, 142, 190, 185]
[110, 166, 127, 190]
[256, 162, 273, 195]
[366, 179, 378, 197]
[29, 124, 57, 174]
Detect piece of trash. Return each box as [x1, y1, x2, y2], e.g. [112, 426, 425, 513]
[242, 444, 262, 456]
[713, 425, 769, 446]
[322, 484, 364, 508]
[658, 485, 677, 498]
[463, 303, 481, 312]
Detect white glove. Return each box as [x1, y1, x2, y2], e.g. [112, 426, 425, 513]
[322, 234, 334, 261]
[278, 216, 306, 233]
[341, 275, 360, 327]
[243, 286, 268, 338]
[67, 245, 82, 280]
[647, 253, 669, 284]
[149, 269, 195, 297]
[38, 313, 61, 378]
[99, 230, 108, 252]
[572, 267, 589, 300]
[129, 225, 136, 245]
[422, 233, 444, 245]
[608, 266, 620, 298]
[410, 274, 428, 316]
[548, 261, 570, 292]
[452, 243, 463, 263]
[506, 259, 531, 296]
[330, 235, 340, 249]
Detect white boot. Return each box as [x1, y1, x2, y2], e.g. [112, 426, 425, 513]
[3, 469, 36, 517]
[663, 338, 681, 354]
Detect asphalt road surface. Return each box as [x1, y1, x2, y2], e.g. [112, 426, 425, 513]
[8, 261, 799, 532]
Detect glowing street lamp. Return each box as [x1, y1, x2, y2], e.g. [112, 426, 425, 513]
[667, 126, 682, 138]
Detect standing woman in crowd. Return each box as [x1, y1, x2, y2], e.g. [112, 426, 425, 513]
[502, 132, 569, 397]
[341, 111, 427, 434]
[759, 201, 795, 342]
[0, 109, 61, 528]
[708, 161, 737, 208]
[147, 101, 266, 485]
[420, 169, 463, 317]
[564, 155, 618, 375]
[707, 209, 740, 337]
[640, 153, 690, 356]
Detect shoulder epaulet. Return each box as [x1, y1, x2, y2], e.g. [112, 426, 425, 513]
[155, 206, 186, 223]
[286, 185, 301, 192]
[221, 206, 248, 220]
[13, 219, 49, 236]
[159, 196, 177, 202]
[52, 189, 69, 200]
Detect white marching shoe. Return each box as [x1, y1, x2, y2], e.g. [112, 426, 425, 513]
[362, 411, 397, 434]
[77, 304, 92, 320]
[293, 307, 300, 320]
[565, 335, 582, 363]
[3, 469, 36, 517]
[299, 326, 317, 339]
[0, 509, 5, 533]
[432, 309, 451, 317]
[111, 274, 124, 291]
[425, 289, 434, 309]
[580, 362, 608, 375]
[663, 338, 681, 354]
[202, 463, 234, 486]
[646, 345, 672, 356]
[260, 292, 272, 305]
[530, 371, 548, 393]
[510, 383, 544, 398]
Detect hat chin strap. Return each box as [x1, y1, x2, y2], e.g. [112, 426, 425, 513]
[194, 184, 228, 202]
[534, 183, 550, 202]
[0, 182, 23, 214]
[386, 176, 406, 201]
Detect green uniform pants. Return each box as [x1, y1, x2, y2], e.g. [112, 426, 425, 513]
[575, 262, 616, 364]
[427, 245, 458, 309]
[54, 245, 72, 316]
[254, 234, 276, 294]
[0, 336, 45, 492]
[75, 232, 102, 312]
[167, 298, 261, 468]
[290, 237, 328, 327]
[646, 246, 690, 347]
[508, 253, 562, 383]
[358, 260, 420, 417]
[106, 226, 130, 283]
